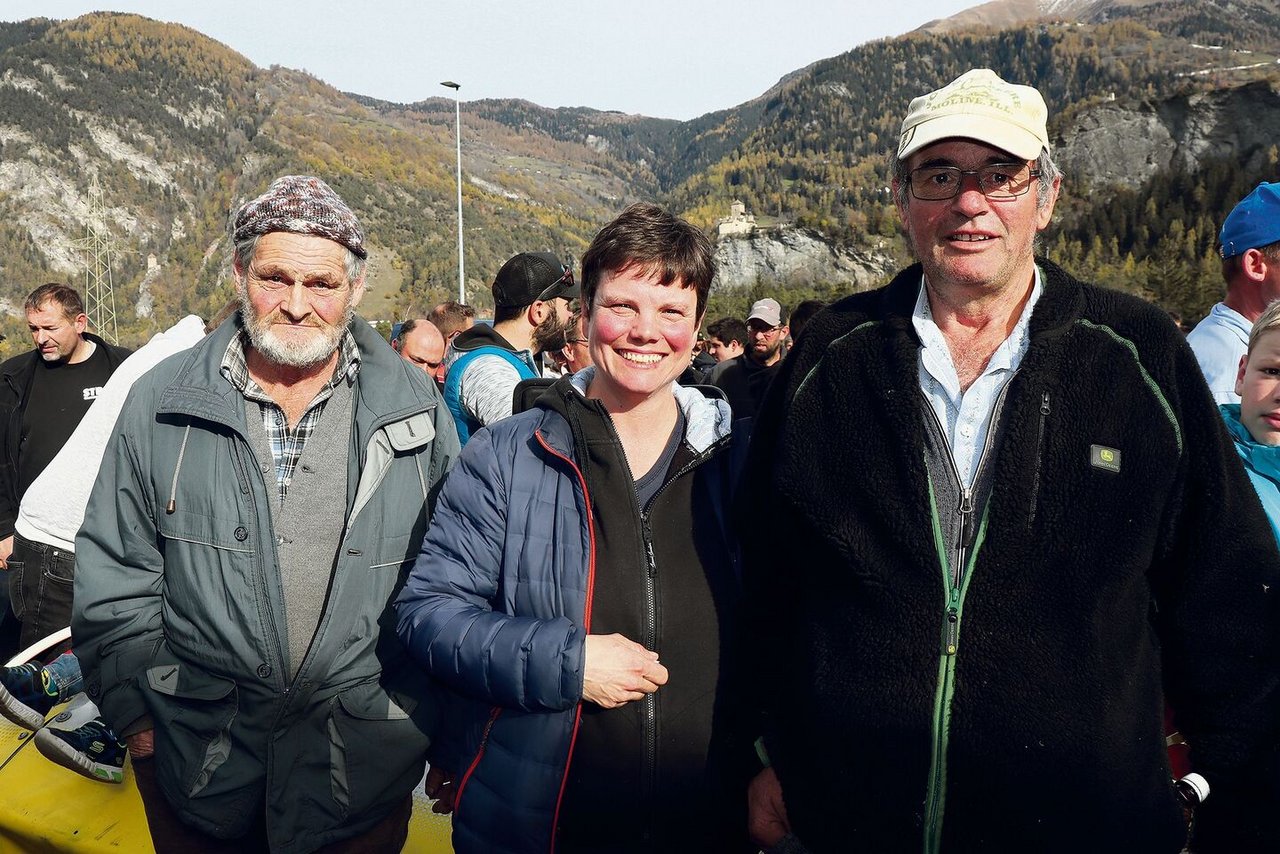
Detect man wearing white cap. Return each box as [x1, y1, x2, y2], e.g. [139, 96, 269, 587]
[709, 297, 788, 420]
[739, 69, 1279, 852]
[1187, 182, 1280, 403]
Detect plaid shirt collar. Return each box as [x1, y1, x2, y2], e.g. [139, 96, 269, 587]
[220, 327, 360, 500]
[220, 327, 360, 400]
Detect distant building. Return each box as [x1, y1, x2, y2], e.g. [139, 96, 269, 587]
[717, 200, 756, 238]
[147, 253, 158, 271]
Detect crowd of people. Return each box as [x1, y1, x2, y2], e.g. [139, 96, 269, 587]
[0, 67, 1273, 854]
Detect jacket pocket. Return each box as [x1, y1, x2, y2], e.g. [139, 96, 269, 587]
[369, 533, 415, 570]
[142, 651, 238, 801]
[326, 680, 431, 821]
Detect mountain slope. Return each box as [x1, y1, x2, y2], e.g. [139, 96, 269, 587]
[0, 12, 652, 350]
[0, 3, 1276, 353]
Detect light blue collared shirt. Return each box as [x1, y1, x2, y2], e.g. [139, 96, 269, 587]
[1188, 302, 1250, 405]
[913, 269, 1042, 488]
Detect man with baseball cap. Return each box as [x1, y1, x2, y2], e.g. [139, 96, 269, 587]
[443, 250, 577, 444]
[1188, 182, 1280, 403]
[73, 175, 459, 852]
[740, 70, 1280, 852]
[709, 297, 788, 420]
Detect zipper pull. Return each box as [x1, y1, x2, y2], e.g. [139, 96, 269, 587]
[958, 488, 973, 543]
[642, 520, 657, 578]
[1041, 391, 1051, 416]
[945, 608, 959, 655]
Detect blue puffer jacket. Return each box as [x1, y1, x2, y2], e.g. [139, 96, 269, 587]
[395, 371, 738, 854]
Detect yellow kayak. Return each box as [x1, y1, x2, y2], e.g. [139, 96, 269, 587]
[0, 711, 454, 853]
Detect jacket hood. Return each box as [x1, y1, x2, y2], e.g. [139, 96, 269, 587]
[532, 366, 731, 454]
[446, 322, 527, 362]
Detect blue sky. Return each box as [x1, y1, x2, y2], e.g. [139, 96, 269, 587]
[3, 0, 979, 119]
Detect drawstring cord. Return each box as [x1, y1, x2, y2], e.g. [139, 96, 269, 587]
[166, 424, 192, 514]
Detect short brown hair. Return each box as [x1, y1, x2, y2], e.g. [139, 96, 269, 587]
[706, 317, 747, 348]
[24, 283, 84, 320]
[428, 301, 477, 337]
[1222, 240, 1280, 284]
[581, 203, 715, 319]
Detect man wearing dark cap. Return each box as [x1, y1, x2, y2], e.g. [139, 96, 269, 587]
[443, 251, 577, 443]
[1188, 182, 1280, 403]
[740, 70, 1280, 852]
[72, 175, 460, 853]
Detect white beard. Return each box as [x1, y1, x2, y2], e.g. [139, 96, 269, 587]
[238, 293, 354, 368]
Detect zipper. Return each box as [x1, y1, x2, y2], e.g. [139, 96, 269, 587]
[639, 516, 658, 827]
[923, 478, 990, 854]
[918, 376, 1012, 852]
[632, 434, 728, 832]
[534, 430, 599, 854]
[1028, 391, 1050, 529]
[452, 705, 502, 818]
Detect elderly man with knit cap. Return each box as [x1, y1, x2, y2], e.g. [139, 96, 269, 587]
[72, 175, 459, 853]
[739, 70, 1280, 853]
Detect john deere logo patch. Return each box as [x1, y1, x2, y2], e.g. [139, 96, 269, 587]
[1090, 444, 1121, 473]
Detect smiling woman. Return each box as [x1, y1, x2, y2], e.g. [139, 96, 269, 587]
[396, 203, 755, 853]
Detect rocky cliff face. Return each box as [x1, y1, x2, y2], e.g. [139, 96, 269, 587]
[1056, 80, 1280, 189]
[713, 227, 898, 292]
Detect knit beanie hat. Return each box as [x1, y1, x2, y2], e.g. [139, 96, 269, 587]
[233, 175, 367, 259]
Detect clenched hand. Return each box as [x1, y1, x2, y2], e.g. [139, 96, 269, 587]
[581, 633, 668, 708]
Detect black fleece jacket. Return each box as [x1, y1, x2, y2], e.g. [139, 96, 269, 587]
[739, 259, 1280, 853]
[542, 382, 751, 853]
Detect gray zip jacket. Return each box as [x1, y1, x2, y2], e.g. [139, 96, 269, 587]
[72, 316, 459, 853]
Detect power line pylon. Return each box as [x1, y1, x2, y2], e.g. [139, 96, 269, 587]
[73, 176, 119, 343]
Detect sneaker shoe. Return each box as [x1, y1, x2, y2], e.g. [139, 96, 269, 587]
[35, 698, 125, 784]
[0, 662, 59, 730]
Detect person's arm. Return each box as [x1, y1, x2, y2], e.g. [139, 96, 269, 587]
[0, 397, 19, 545]
[1151, 332, 1280, 850]
[395, 424, 586, 712]
[458, 356, 523, 427]
[72, 385, 165, 740]
[734, 308, 837, 846]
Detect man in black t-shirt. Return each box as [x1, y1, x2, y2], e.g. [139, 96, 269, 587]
[0, 283, 129, 651]
[709, 297, 789, 421]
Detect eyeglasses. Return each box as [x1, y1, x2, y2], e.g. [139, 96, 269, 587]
[907, 163, 1041, 201]
[536, 266, 575, 302]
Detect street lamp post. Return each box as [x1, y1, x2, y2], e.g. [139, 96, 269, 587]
[441, 80, 465, 303]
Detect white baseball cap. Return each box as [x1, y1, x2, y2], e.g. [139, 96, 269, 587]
[897, 69, 1050, 162]
[748, 298, 783, 327]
